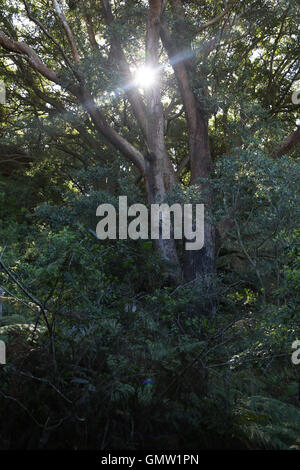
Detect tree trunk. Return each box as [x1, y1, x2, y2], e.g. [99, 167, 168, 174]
[184, 109, 215, 279]
[160, 2, 216, 308]
[145, 0, 181, 280]
[183, 111, 216, 314]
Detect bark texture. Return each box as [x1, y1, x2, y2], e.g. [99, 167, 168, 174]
[161, 1, 216, 291]
[145, 0, 180, 276]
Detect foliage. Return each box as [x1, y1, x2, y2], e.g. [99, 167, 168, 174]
[0, 152, 299, 449]
[0, 0, 299, 451]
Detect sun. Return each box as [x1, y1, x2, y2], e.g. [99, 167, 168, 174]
[134, 65, 157, 89]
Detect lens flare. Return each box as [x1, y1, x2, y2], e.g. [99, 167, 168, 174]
[134, 66, 157, 89]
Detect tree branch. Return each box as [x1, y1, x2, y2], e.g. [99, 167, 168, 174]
[84, 12, 100, 50]
[271, 126, 300, 158]
[101, 0, 148, 138]
[160, 20, 198, 135]
[23, 0, 75, 72]
[52, 0, 80, 64]
[0, 30, 61, 85]
[197, 0, 239, 34]
[0, 31, 145, 174]
[161, 0, 212, 184]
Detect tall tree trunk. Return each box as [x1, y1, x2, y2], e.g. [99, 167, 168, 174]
[160, 2, 216, 313]
[146, 0, 181, 279]
[182, 107, 216, 315]
[184, 111, 215, 287]
[160, 9, 216, 292]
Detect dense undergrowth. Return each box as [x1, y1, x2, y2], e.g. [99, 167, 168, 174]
[0, 152, 299, 450]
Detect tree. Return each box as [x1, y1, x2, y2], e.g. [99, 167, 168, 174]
[0, 0, 299, 310]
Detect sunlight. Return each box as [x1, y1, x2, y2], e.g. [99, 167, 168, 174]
[134, 65, 157, 89]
